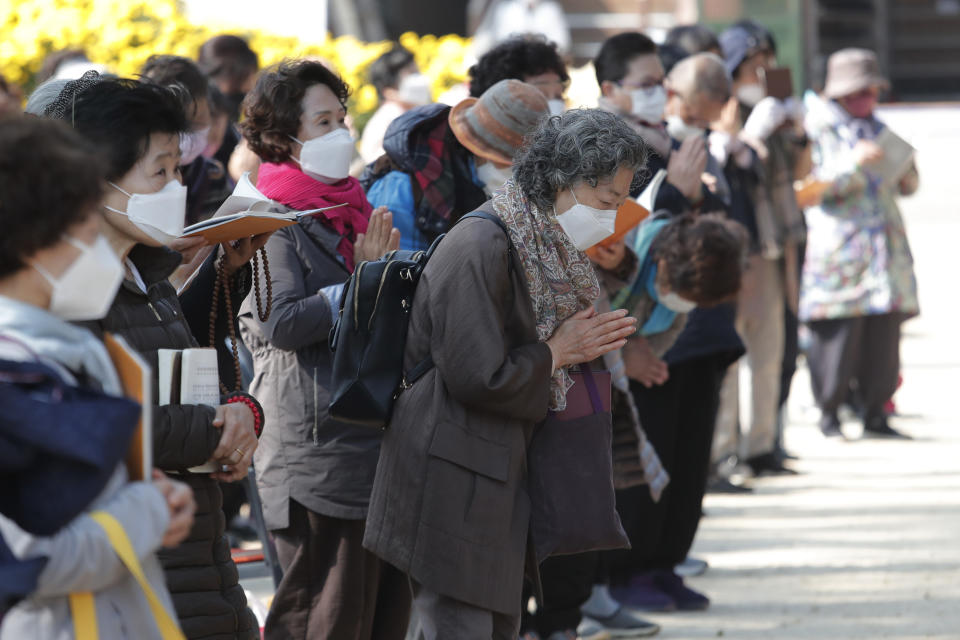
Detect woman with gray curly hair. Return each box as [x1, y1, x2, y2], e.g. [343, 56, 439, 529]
[363, 109, 646, 638]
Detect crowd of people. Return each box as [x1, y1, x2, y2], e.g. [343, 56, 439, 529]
[0, 13, 919, 640]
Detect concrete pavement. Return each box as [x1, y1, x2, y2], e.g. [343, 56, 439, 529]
[645, 104, 960, 639]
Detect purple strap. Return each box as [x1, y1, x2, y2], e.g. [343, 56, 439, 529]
[579, 363, 603, 414]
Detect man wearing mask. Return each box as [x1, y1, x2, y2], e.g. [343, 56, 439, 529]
[711, 22, 809, 477]
[360, 45, 433, 164]
[663, 52, 733, 206]
[595, 32, 724, 214]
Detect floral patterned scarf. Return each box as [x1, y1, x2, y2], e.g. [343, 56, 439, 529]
[492, 178, 601, 410]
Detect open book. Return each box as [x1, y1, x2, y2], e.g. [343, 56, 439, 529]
[158, 348, 221, 473]
[103, 333, 153, 482]
[870, 127, 915, 185]
[181, 172, 348, 243]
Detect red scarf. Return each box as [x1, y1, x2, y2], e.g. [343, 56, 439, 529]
[257, 161, 372, 271]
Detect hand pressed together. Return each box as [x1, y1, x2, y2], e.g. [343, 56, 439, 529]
[624, 336, 670, 388]
[666, 135, 708, 201]
[547, 307, 638, 370]
[354, 207, 401, 263]
[210, 403, 258, 482]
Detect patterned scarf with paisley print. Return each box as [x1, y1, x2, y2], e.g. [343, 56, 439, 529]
[491, 178, 601, 410]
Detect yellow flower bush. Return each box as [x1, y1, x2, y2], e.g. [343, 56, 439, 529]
[0, 0, 473, 128]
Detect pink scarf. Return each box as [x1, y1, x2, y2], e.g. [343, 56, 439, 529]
[257, 161, 372, 271]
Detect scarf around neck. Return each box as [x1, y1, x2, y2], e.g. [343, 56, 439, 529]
[492, 179, 601, 410]
[257, 161, 372, 272]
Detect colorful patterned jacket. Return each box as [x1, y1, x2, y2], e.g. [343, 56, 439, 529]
[800, 100, 919, 322]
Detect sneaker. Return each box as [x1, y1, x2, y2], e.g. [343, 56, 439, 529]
[706, 476, 753, 494]
[573, 618, 612, 640]
[608, 574, 676, 612]
[674, 556, 708, 577]
[746, 453, 798, 476]
[651, 570, 709, 611]
[819, 413, 843, 438]
[581, 611, 660, 638]
[863, 418, 911, 439]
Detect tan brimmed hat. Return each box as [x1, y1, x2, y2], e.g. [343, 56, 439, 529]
[823, 48, 890, 99]
[448, 79, 549, 166]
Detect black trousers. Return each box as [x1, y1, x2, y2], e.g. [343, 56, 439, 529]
[608, 353, 730, 582]
[806, 313, 902, 424]
[521, 552, 600, 636]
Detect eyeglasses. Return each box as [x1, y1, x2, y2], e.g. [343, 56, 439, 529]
[619, 79, 664, 91]
[528, 78, 571, 92]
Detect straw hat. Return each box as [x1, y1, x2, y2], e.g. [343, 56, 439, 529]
[823, 48, 890, 99]
[448, 79, 549, 166]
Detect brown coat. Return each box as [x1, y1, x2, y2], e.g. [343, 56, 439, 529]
[362, 215, 553, 616]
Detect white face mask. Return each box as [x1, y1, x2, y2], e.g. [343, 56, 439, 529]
[666, 115, 706, 142]
[554, 188, 617, 251]
[290, 128, 355, 184]
[105, 180, 188, 245]
[629, 85, 667, 124]
[477, 162, 513, 196]
[657, 285, 697, 313]
[547, 99, 566, 116]
[397, 73, 432, 106]
[180, 126, 210, 165]
[736, 84, 765, 108]
[32, 235, 124, 321]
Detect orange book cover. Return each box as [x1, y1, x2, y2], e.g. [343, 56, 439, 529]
[103, 333, 153, 482]
[181, 215, 299, 244]
[586, 199, 650, 259]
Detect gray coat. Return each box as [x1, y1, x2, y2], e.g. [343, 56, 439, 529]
[363, 216, 553, 615]
[240, 215, 381, 529]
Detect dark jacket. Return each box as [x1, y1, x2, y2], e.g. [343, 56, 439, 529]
[83, 245, 257, 640]
[363, 216, 554, 615]
[361, 103, 487, 250]
[239, 215, 383, 528]
[632, 141, 729, 216]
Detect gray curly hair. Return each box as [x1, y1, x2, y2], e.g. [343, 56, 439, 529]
[513, 108, 649, 210]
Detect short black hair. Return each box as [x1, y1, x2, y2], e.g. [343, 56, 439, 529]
[140, 55, 209, 105]
[468, 35, 569, 98]
[368, 45, 416, 98]
[66, 77, 189, 180]
[651, 213, 747, 306]
[595, 32, 658, 86]
[241, 59, 349, 164]
[658, 43, 689, 75]
[665, 24, 720, 56]
[0, 118, 106, 278]
[197, 35, 260, 93]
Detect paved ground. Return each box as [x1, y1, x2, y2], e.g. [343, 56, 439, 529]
[648, 105, 960, 639]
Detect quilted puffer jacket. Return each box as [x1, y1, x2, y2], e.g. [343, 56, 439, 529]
[81, 244, 257, 640]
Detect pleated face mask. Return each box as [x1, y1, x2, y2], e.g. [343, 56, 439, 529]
[104, 180, 188, 245]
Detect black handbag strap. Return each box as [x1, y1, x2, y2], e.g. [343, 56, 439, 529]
[400, 207, 515, 393]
